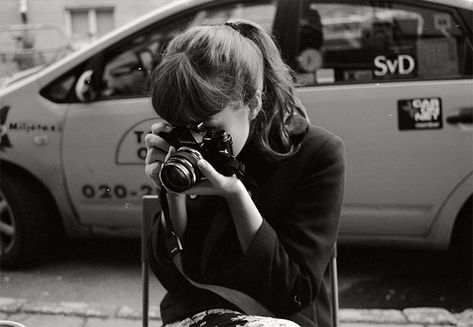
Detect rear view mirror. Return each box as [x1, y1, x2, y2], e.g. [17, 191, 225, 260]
[75, 69, 97, 102]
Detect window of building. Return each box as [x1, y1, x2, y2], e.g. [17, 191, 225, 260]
[66, 7, 114, 48]
[293, 0, 472, 86]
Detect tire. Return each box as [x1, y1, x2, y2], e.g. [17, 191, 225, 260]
[0, 174, 56, 268]
[450, 196, 472, 276]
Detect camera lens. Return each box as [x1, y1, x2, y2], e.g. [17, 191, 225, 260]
[159, 147, 203, 193]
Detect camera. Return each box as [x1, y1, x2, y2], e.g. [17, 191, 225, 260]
[158, 125, 245, 193]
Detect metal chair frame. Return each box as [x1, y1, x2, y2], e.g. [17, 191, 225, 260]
[141, 195, 339, 327]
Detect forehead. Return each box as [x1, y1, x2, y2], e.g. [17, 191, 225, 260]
[203, 103, 243, 127]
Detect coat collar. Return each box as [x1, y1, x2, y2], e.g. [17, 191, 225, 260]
[237, 114, 309, 187]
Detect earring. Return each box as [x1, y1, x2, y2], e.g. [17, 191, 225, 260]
[249, 103, 261, 120]
[248, 91, 262, 120]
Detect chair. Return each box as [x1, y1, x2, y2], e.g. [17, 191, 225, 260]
[141, 195, 340, 327]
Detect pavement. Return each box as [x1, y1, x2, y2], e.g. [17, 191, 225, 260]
[0, 297, 472, 327]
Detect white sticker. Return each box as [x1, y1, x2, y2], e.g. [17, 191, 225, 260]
[296, 73, 316, 86]
[434, 13, 452, 30]
[374, 54, 416, 77]
[316, 69, 335, 84]
[116, 119, 156, 164]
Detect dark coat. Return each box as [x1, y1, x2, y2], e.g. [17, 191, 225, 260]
[149, 118, 345, 327]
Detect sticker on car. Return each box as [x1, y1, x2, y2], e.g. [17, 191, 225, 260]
[116, 119, 155, 165]
[374, 54, 416, 78]
[398, 97, 443, 130]
[0, 106, 12, 151]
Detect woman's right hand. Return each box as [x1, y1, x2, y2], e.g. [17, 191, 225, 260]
[144, 120, 173, 189]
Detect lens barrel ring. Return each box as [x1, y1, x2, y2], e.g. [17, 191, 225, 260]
[159, 147, 204, 193]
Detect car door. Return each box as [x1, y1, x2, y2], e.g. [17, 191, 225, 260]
[60, 0, 281, 231]
[288, 0, 473, 238]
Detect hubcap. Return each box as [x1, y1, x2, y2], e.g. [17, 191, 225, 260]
[0, 190, 15, 256]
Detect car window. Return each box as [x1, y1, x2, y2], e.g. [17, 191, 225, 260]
[293, 0, 472, 86]
[99, 15, 193, 99]
[99, 1, 277, 100]
[41, 73, 77, 102]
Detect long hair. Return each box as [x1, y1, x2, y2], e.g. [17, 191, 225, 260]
[228, 19, 308, 159]
[149, 25, 263, 127]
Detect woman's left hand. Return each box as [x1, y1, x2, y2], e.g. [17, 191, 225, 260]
[182, 159, 244, 198]
[189, 159, 262, 251]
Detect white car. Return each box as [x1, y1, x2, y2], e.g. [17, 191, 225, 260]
[1, 0, 471, 267]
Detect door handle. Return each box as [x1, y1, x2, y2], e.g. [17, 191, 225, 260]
[446, 107, 473, 125]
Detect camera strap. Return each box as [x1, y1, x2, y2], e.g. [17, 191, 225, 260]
[160, 189, 275, 317]
[227, 157, 246, 180]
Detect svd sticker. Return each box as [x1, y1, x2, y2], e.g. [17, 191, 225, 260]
[398, 98, 442, 130]
[374, 54, 416, 78]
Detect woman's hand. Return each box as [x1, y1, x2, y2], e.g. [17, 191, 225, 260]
[183, 159, 246, 198]
[144, 120, 173, 189]
[145, 120, 188, 237]
[189, 159, 263, 252]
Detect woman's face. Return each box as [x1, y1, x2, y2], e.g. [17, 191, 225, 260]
[204, 103, 252, 157]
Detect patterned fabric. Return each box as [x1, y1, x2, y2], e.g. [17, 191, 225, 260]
[165, 309, 301, 327]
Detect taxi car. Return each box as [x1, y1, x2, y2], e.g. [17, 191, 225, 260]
[0, 0, 471, 267]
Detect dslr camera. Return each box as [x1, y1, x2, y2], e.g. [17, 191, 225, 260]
[158, 125, 245, 193]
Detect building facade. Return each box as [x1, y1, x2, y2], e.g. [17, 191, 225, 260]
[0, 0, 173, 81]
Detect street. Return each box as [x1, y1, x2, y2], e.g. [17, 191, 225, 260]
[0, 237, 471, 313]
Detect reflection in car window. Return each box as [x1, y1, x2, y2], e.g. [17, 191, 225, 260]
[100, 15, 193, 99]
[43, 73, 76, 102]
[294, 1, 472, 86]
[192, 3, 276, 33]
[99, 1, 276, 100]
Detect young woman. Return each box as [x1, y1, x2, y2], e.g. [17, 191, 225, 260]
[145, 22, 345, 327]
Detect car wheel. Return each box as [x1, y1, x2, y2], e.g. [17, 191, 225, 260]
[0, 174, 55, 268]
[450, 196, 472, 275]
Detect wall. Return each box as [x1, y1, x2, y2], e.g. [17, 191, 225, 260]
[0, 0, 171, 80]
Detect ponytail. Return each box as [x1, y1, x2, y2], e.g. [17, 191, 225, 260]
[228, 19, 307, 160]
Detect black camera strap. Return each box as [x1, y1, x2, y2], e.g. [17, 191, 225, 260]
[159, 189, 274, 317]
[227, 156, 246, 180]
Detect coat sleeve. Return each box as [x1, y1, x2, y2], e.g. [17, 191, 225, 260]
[221, 135, 345, 314]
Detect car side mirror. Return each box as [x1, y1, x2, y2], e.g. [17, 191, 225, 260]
[75, 69, 97, 103]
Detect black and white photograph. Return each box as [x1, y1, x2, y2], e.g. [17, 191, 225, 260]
[0, 0, 472, 326]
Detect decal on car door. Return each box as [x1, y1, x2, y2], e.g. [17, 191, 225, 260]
[0, 106, 12, 151]
[398, 97, 442, 130]
[116, 119, 155, 165]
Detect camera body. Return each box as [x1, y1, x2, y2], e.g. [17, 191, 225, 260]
[158, 126, 244, 192]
